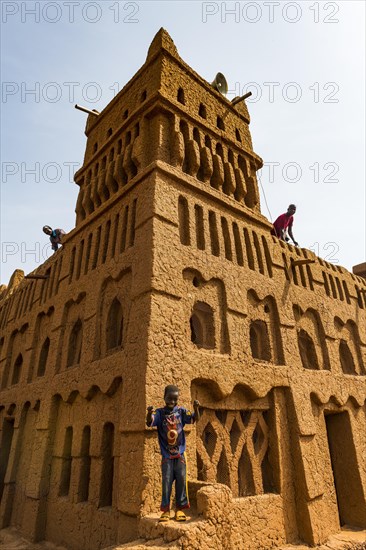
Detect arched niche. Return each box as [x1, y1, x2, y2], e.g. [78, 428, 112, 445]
[293, 305, 330, 371]
[183, 269, 231, 354]
[56, 294, 86, 373]
[94, 270, 131, 359]
[1, 324, 28, 389]
[297, 328, 319, 370]
[66, 319, 83, 368]
[247, 290, 284, 365]
[37, 337, 50, 377]
[28, 307, 54, 381]
[106, 298, 124, 352]
[334, 317, 365, 376]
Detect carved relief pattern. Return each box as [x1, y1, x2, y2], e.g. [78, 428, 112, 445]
[173, 116, 259, 209]
[196, 408, 274, 498]
[76, 123, 141, 223]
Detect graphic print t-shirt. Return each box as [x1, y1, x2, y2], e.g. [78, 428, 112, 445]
[151, 406, 195, 459]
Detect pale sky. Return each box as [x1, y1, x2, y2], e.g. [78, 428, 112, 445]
[1, 0, 365, 284]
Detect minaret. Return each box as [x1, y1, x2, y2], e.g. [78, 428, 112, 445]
[74, 28, 265, 227]
[70, 24, 272, 522]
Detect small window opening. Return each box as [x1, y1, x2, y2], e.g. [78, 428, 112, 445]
[190, 302, 215, 349]
[217, 116, 225, 130]
[250, 320, 271, 362]
[199, 103, 207, 118]
[177, 88, 185, 105]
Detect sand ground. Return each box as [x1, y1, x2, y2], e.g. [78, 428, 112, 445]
[1, 526, 365, 550]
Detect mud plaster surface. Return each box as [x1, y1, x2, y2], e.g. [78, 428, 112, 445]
[1, 526, 365, 550]
[1, 28, 365, 550]
[110, 522, 366, 550]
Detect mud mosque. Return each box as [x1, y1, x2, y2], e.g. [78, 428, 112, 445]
[0, 30, 365, 550]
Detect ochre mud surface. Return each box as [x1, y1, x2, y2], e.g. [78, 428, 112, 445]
[1, 28, 365, 550]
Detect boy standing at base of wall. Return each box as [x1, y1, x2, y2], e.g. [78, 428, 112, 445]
[146, 385, 200, 522]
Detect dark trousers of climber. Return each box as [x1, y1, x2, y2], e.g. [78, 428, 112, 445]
[160, 455, 189, 512]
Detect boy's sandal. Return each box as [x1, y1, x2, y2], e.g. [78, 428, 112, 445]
[159, 511, 171, 522]
[175, 510, 187, 522]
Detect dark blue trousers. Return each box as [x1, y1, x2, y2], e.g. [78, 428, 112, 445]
[161, 455, 189, 511]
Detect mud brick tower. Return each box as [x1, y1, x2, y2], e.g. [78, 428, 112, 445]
[0, 30, 365, 550]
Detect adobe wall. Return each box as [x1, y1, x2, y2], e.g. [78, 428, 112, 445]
[0, 29, 365, 550]
[0, 173, 151, 548]
[140, 168, 366, 548]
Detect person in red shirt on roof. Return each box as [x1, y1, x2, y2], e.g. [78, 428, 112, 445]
[271, 204, 299, 246]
